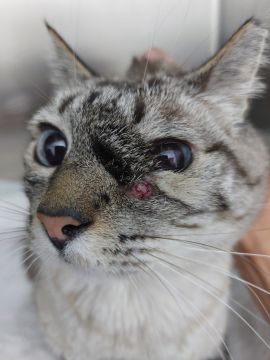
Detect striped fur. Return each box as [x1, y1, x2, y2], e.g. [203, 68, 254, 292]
[23, 20, 269, 360]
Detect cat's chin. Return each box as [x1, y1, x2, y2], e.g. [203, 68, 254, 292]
[31, 222, 144, 278]
[61, 259, 142, 279]
[45, 249, 143, 278]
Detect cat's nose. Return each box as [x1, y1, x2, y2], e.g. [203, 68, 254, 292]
[37, 211, 91, 250]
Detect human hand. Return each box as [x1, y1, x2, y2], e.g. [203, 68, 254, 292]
[235, 182, 270, 321]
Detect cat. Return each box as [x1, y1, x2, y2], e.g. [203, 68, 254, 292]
[22, 19, 270, 360]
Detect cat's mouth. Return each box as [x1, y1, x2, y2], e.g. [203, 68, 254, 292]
[59, 248, 146, 276]
[34, 217, 149, 274]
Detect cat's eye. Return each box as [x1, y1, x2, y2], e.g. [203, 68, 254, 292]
[35, 128, 67, 167]
[152, 139, 192, 172]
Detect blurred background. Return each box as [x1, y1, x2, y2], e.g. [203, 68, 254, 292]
[0, 0, 269, 180]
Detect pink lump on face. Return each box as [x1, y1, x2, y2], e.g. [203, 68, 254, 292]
[128, 180, 154, 200]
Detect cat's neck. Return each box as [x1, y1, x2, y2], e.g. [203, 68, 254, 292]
[34, 256, 232, 360]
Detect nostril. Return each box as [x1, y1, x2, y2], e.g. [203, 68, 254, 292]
[37, 210, 92, 251]
[62, 224, 78, 237]
[50, 238, 68, 251]
[62, 221, 91, 238]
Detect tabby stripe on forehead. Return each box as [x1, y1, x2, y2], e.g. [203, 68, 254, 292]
[133, 96, 145, 124]
[81, 91, 100, 114]
[58, 94, 77, 114]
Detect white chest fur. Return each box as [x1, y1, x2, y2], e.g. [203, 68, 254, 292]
[35, 256, 231, 360]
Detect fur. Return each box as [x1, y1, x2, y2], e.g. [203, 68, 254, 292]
[22, 19, 270, 359]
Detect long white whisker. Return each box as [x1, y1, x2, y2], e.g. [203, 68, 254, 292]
[153, 269, 231, 360]
[145, 235, 270, 259]
[132, 253, 231, 360]
[150, 253, 270, 351]
[0, 206, 28, 217]
[0, 215, 27, 223]
[0, 199, 28, 213]
[170, 0, 193, 49]
[153, 248, 270, 298]
[125, 272, 152, 360]
[24, 253, 41, 276]
[152, 247, 270, 326]
[0, 244, 29, 264]
[131, 254, 188, 321]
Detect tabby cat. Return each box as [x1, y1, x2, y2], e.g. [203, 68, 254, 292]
[23, 19, 270, 359]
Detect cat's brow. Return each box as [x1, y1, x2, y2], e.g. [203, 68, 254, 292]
[133, 96, 145, 124]
[58, 94, 77, 114]
[81, 91, 100, 115]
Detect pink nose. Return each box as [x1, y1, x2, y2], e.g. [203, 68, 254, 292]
[37, 212, 81, 241]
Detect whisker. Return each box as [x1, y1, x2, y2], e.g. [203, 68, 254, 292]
[125, 272, 153, 360]
[0, 215, 27, 223]
[170, 0, 193, 49]
[144, 235, 270, 259]
[172, 224, 270, 236]
[152, 248, 270, 298]
[153, 269, 232, 360]
[0, 242, 32, 273]
[144, 234, 232, 253]
[0, 236, 27, 245]
[0, 207, 28, 217]
[0, 199, 29, 213]
[141, 0, 162, 81]
[33, 256, 48, 280]
[149, 253, 270, 351]
[136, 237, 270, 327]
[151, 247, 270, 326]
[130, 253, 188, 321]
[141, 0, 180, 82]
[0, 228, 27, 237]
[23, 250, 42, 276]
[0, 204, 28, 215]
[132, 253, 231, 360]
[27, 80, 50, 102]
[248, 284, 270, 324]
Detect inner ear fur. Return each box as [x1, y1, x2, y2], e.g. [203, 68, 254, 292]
[186, 19, 269, 99]
[45, 21, 98, 87]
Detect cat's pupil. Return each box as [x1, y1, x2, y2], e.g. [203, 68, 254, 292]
[35, 128, 67, 167]
[160, 148, 180, 168]
[154, 140, 192, 171]
[44, 133, 66, 165]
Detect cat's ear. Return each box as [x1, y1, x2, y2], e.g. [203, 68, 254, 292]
[188, 19, 269, 119]
[45, 22, 98, 88]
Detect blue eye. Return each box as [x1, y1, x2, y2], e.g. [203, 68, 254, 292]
[35, 128, 67, 167]
[153, 140, 193, 171]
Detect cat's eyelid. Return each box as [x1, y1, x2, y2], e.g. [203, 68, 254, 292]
[38, 122, 62, 132]
[28, 118, 67, 139]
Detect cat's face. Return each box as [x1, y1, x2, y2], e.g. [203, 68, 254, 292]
[24, 21, 269, 275]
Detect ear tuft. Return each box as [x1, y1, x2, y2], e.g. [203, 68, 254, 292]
[45, 21, 98, 88]
[187, 19, 269, 119]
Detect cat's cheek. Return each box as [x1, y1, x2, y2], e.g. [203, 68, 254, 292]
[126, 180, 155, 200]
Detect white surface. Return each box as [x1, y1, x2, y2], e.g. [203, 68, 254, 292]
[0, 182, 54, 359]
[1, 0, 268, 94]
[0, 0, 219, 81]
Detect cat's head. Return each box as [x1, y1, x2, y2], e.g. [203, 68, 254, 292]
[24, 20, 269, 275]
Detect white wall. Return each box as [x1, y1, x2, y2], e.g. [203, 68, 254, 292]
[0, 0, 219, 83]
[219, 0, 269, 44]
[0, 0, 268, 108]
